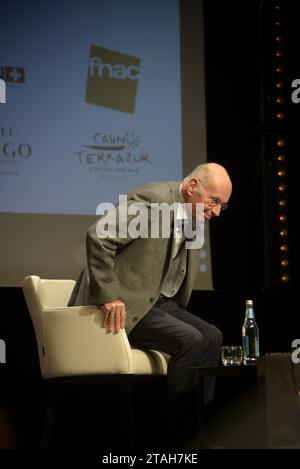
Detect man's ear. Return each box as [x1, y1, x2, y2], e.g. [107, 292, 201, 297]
[187, 178, 198, 195]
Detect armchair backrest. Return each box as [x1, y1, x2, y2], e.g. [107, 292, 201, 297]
[22, 276, 76, 377]
[37, 278, 76, 309]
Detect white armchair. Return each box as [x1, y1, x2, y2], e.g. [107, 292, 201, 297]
[22, 275, 169, 448]
[22, 275, 168, 378]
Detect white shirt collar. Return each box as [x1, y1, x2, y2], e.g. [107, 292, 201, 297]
[175, 183, 188, 221]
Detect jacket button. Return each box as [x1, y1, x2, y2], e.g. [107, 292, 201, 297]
[149, 297, 154, 303]
[132, 316, 138, 322]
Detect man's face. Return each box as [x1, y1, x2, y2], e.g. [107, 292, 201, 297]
[184, 177, 232, 222]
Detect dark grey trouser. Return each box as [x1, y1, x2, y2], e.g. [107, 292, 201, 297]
[128, 297, 223, 445]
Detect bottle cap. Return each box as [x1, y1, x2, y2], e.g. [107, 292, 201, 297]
[246, 299, 253, 306]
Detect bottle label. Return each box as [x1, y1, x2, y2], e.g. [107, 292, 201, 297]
[246, 308, 254, 319]
[243, 336, 249, 355]
[243, 336, 259, 357]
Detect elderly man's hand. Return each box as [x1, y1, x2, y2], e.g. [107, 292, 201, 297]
[101, 300, 126, 333]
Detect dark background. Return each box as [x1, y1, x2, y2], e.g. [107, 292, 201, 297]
[1, 0, 300, 449]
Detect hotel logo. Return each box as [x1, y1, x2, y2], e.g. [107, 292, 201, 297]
[85, 45, 141, 114]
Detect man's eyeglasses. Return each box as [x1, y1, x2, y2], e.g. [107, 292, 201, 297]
[194, 177, 229, 212]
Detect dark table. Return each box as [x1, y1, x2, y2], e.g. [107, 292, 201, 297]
[190, 364, 257, 376]
[188, 364, 260, 448]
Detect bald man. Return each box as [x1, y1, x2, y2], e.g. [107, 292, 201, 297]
[69, 162, 232, 446]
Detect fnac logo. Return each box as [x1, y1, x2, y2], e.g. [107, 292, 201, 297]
[85, 45, 141, 114]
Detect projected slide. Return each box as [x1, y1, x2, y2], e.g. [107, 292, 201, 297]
[0, 0, 181, 215]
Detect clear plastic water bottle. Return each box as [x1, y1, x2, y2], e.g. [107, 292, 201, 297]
[242, 299, 259, 365]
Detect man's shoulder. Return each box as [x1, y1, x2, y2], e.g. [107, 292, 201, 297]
[127, 180, 180, 204]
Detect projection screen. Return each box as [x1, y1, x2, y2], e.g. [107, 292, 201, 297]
[0, 0, 212, 289]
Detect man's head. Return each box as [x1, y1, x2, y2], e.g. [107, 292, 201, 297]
[181, 163, 232, 221]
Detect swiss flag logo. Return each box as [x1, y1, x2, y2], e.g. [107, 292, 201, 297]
[5, 67, 25, 83]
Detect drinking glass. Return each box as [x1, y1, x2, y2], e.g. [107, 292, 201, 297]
[221, 346, 243, 366]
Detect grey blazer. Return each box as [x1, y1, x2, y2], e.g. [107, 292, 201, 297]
[69, 181, 201, 334]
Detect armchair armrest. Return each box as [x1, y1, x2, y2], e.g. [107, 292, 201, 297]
[41, 305, 134, 378]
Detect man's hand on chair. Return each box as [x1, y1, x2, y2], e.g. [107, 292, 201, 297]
[102, 300, 126, 333]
